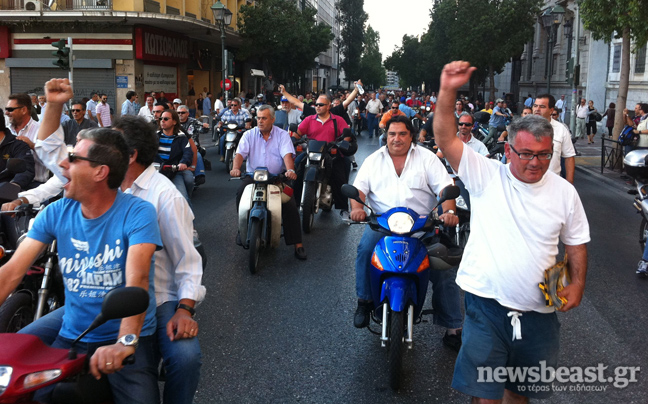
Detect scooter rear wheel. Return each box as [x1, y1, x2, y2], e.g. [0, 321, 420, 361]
[388, 310, 405, 390]
[640, 218, 648, 253]
[0, 292, 33, 333]
[249, 219, 262, 274]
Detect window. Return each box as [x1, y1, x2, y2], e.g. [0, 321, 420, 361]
[612, 44, 622, 73]
[636, 43, 647, 74]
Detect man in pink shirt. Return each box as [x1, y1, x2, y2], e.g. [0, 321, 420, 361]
[95, 94, 112, 128]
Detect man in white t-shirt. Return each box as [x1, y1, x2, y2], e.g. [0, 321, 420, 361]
[436, 112, 489, 158]
[533, 94, 576, 183]
[434, 61, 590, 403]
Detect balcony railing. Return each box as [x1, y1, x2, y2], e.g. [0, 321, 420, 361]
[0, 0, 112, 11]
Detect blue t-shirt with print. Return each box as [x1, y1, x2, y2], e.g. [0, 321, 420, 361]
[489, 106, 506, 128]
[28, 191, 162, 343]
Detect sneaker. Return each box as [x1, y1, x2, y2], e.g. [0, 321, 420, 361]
[442, 330, 462, 352]
[352, 161, 358, 170]
[354, 300, 372, 328]
[340, 210, 350, 221]
[637, 260, 648, 277]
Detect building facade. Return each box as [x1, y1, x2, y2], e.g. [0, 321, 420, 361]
[0, 0, 255, 116]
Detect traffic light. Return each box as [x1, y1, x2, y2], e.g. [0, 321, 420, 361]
[573, 64, 580, 86]
[51, 39, 70, 70]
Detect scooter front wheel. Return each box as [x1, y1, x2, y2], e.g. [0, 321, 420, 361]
[248, 219, 262, 274]
[302, 182, 317, 233]
[0, 292, 34, 333]
[640, 217, 648, 253]
[225, 148, 234, 172]
[388, 310, 405, 390]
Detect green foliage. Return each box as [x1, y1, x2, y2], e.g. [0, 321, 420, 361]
[581, 0, 648, 50]
[336, 0, 368, 83]
[386, 0, 541, 91]
[238, 0, 333, 84]
[359, 26, 385, 88]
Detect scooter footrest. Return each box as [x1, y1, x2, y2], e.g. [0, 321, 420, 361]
[421, 309, 435, 316]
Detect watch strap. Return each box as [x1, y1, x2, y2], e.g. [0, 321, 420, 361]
[177, 303, 196, 317]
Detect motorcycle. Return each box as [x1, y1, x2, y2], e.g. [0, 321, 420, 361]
[352, 108, 365, 135]
[0, 287, 148, 404]
[235, 168, 286, 274]
[341, 183, 462, 390]
[624, 150, 648, 254]
[221, 121, 246, 172]
[300, 129, 356, 233]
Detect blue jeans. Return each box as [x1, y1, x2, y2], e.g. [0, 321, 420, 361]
[367, 112, 378, 137]
[172, 170, 194, 207]
[156, 301, 202, 404]
[20, 308, 159, 404]
[355, 225, 463, 329]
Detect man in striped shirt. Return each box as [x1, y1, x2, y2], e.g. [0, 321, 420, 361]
[155, 109, 194, 205]
[96, 94, 113, 127]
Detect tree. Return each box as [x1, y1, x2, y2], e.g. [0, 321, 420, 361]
[336, 0, 367, 86]
[581, 0, 648, 138]
[384, 35, 425, 89]
[238, 0, 333, 88]
[359, 26, 385, 89]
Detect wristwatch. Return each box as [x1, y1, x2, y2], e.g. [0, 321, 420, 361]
[177, 303, 196, 317]
[286, 169, 296, 174]
[445, 210, 456, 215]
[117, 334, 139, 349]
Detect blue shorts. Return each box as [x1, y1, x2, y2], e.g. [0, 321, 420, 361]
[452, 292, 560, 400]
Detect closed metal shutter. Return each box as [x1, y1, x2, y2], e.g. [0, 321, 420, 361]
[11, 68, 116, 111]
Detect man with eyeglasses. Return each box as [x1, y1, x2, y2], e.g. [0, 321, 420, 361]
[62, 100, 98, 145]
[435, 61, 589, 403]
[532, 94, 576, 184]
[379, 101, 406, 129]
[156, 110, 194, 205]
[436, 112, 488, 158]
[218, 97, 251, 162]
[96, 94, 113, 128]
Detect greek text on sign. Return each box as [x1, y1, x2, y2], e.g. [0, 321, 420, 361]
[135, 27, 189, 63]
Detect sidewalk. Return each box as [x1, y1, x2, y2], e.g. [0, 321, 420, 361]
[572, 136, 633, 191]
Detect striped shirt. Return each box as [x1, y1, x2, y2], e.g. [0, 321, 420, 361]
[95, 102, 112, 127]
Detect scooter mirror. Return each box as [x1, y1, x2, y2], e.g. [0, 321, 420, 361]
[341, 184, 360, 202]
[438, 185, 460, 204]
[101, 286, 149, 321]
[288, 123, 298, 133]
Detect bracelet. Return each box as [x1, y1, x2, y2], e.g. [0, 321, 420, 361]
[286, 169, 296, 174]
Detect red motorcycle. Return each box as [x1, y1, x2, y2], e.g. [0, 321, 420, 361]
[0, 287, 148, 404]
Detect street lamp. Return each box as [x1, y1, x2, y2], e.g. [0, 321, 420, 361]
[211, 0, 233, 104]
[541, 5, 565, 95]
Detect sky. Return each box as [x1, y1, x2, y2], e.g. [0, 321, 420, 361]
[364, 0, 434, 61]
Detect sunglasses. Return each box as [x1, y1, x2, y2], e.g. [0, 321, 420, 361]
[70, 109, 83, 112]
[458, 122, 472, 126]
[68, 152, 103, 164]
[392, 107, 399, 109]
[314, 103, 328, 107]
[177, 111, 188, 115]
[161, 117, 172, 121]
[5, 106, 24, 112]
[101, 99, 108, 101]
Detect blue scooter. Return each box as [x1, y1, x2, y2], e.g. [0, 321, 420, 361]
[341, 184, 462, 390]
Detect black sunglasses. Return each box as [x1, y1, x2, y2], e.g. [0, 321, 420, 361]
[314, 103, 328, 107]
[68, 152, 103, 164]
[5, 106, 24, 112]
[458, 122, 472, 126]
[161, 117, 172, 121]
[177, 111, 188, 114]
[70, 109, 83, 112]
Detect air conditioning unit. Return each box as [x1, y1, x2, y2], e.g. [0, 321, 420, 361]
[25, 0, 42, 11]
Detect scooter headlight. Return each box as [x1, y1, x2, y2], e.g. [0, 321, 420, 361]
[227, 123, 238, 130]
[23, 369, 62, 390]
[253, 169, 269, 182]
[0, 366, 13, 395]
[456, 195, 468, 211]
[387, 212, 415, 234]
[308, 152, 322, 162]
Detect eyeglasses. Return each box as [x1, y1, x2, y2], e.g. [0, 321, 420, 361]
[392, 107, 399, 110]
[509, 144, 552, 161]
[68, 152, 103, 164]
[70, 109, 83, 112]
[314, 103, 328, 107]
[458, 122, 472, 127]
[161, 117, 172, 121]
[5, 106, 24, 112]
[177, 111, 188, 115]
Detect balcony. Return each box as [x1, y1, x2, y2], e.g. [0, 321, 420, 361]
[0, 0, 112, 11]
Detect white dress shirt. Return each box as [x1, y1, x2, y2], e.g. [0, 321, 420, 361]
[548, 119, 577, 175]
[9, 118, 52, 183]
[353, 144, 453, 215]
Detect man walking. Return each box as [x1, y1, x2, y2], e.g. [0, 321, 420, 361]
[96, 94, 113, 128]
[121, 91, 138, 116]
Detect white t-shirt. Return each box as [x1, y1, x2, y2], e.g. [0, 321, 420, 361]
[214, 99, 225, 114]
[464, 134, 489, 156]
[455, 145, 590, 313]
[353, 144, 452, 215]
[549, 119, 577, 175]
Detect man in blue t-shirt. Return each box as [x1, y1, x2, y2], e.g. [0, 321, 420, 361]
[484, 98, 510, 145]
[0, 88, 162, 404]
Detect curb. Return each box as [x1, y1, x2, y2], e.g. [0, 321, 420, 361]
[575, 165, 632, 193]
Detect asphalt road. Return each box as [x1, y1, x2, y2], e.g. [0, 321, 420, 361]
[189, 132, 647, 403]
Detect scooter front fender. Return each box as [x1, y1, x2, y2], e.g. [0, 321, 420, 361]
[381, 277, 417, 313]
[304, 166, 319, 182]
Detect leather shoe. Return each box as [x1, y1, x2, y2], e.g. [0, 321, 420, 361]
[354, 300, 372, 328]
[442, 330, 462, 352]
[294, 246, 307, 260]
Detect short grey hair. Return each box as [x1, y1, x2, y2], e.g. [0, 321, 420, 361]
[508, 115, 553, 146]
[232, 97, 242, 105]
[258, 104, 275, 118]
[457, 112, 474, 124]
[177, 105, 189, 111]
